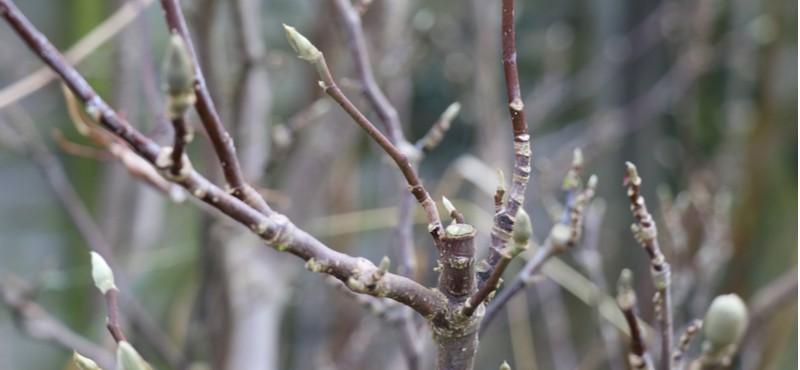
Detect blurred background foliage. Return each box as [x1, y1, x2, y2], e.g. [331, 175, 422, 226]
[0, 0, 796, 369]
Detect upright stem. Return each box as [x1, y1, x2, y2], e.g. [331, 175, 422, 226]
[480, 0, 532, 287]
[159, 0, 270, 214]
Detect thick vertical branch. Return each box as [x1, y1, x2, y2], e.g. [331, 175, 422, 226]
[159, 0, 270, 214]
[479, 0, 532, 287]
[438, 224, 477, 303]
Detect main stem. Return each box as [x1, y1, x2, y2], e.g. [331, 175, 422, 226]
[434, 224, 481, 370]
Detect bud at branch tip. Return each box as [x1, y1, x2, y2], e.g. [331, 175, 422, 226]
[283, 24, 322, 62]
[90, 252, 116, 294]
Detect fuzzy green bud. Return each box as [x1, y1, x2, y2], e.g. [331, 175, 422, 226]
[164, 33, 194, 96]
[90, 252, 116, 294]
[703, 294, 748, 351]
[116, 341, 151, 370]
[512, 209, 532, 244]
[164, 33, 196, 118]
[499, 361, 512, 370]
[283, 24, 322, 62]
[73, 351, 102, 370]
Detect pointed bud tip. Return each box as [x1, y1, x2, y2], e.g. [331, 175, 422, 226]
[73, 351, 101, 370]
[90, 252, 116, 294]
[116, 341, 150, 370]
[500, 361, 511, 370]
[572, 148, 583, 166]
[283, 24, 322, 62]
[442, 196, 456, 214]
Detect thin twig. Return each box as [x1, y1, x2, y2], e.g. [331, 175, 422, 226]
[617, 269, 656, 370]
[159, 0, 270, 214]
[672, 319, 702, 370]
[625, 162, 674, 370]
[284, 25, 443, 247]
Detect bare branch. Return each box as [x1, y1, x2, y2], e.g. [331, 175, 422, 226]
[617, 269, 656, 370]
[159, 0, 270, 214]
[0, 1, 445, 321]
[283, 25, 443, 247]
[625, 162, 674, 370]
[479, 0, 532, 295]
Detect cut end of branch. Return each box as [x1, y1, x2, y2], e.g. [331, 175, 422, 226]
[283, 24, 322, 62]
[90, 252, 116, 294]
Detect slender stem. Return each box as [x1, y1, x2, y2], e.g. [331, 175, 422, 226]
[169, 115, 189, 176]
[479, 241, 558, 334]
[311, 54, 443, 245]
[159, 0, 270, 214]
[0, 0, 445, 320]
[618, 270, 656, 370]
[330, 0, 404, 144]
[626, 162, 673, 370]
[104, 288, 127, 343]
[480, 0, 532, 287]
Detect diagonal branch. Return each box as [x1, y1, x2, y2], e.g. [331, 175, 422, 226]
[0, 0, 445, 322]
[284, 25, 443, 247]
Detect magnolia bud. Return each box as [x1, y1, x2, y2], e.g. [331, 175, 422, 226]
[512, 209, 532, 244]
[116, 341, 151, 370]
[499, 361, 512, 370]
[703, 294, 748, 351]
[73, 351, 102, 370]
[283, 24, 322, 62]
[90, 252, 116, 294]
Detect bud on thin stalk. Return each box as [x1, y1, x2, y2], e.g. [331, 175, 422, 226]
[283, 24, 322, 62]
[90, 252, 116, 294]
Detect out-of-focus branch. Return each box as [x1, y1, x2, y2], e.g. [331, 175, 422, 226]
[0, 107, 188, 369]
[159, 0, 270, 214]
[0, 0, 155, 110]
[617, 269, 656, 370]
[0, 276, 116, 370]
[625, 162, 673, 370]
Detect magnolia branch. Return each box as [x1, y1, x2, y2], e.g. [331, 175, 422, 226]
[625, 162, 674, 370]
[0, 0, 445, 321]
[283, 25, 444, 247]
[477, 0, 532, 300]
[159, 0, 270, 214]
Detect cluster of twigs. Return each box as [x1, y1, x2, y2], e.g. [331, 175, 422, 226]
[0, 0, 795, 369]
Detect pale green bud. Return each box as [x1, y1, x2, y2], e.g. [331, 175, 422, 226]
[116, 341, 151, 370]
[703, 294, 748, 350]
[164, 33, 194, 96]
[442, 196, 457, 215]
[73, 351, 103, 370]
[512, 209, 532, 244]
[499, 361, 512, 370]
[90, 252, 116, 294]
[283, 24, 322, 62]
